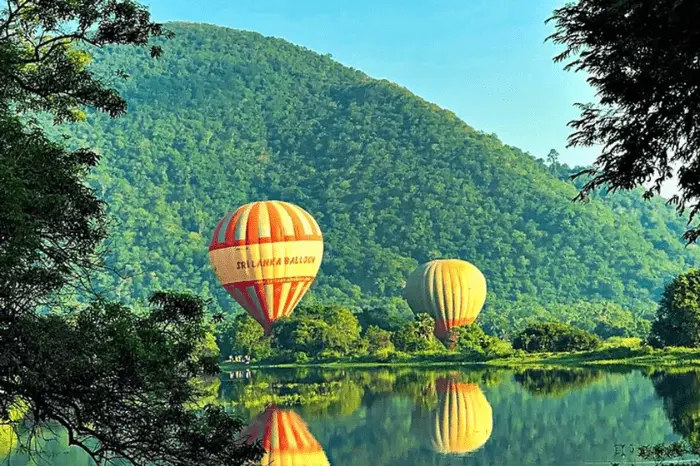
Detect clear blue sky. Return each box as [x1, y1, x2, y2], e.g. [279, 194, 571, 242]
[143, 0, 598, 167]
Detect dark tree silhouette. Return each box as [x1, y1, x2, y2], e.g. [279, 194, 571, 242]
[0, 1, 262, 464]
[548, 0, 700, 242]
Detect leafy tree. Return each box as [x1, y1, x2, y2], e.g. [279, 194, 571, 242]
[0, 111, 106, 318]
[193, 330, 221, 375]
[363, 325, 395, 357]
[593, 322, 631, 340]
[217, 314, 272, 360]
[0, 1, 261, 464]
[2, 292, 264, 464]
[356, 306, 408, 332]
[299, 304, 363, 356]
[449, 324, 512, 358]
[548, 0, 700, 242]
[546, 148, 560, 174]
[649, 269, 700, 347]
[480, 297, 650, 340]
[271, 316, 327, 358]
[393, 313, 441, 353]
[512, 321, 601, 352]
[0, 0, 172, 122]
[271, 305, 363, 359]
[556, 300, 647, 338]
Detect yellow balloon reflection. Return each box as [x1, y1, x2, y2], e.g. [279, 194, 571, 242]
[0, 424, 17, 459]
[245, 406, 330, 466]
[0, 400, 27, 460]
[431, 377, 493, 455]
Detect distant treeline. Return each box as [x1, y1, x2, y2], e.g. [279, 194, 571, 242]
[215, 301, 641, 364]
[47, 22, 700, 337]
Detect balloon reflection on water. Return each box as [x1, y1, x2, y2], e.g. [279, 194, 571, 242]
[0, 424, 18, 460]
[431, 376, 493, 455]
[244, 406, 330, 466]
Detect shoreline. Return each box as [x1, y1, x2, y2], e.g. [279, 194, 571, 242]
[220, 346, 700, 371]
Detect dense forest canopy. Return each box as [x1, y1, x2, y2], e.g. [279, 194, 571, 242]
[54, 22, 700, 331]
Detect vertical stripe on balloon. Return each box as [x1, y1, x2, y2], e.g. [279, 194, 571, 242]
[281, 203, 304, 239]
[265, 201, 285, 242]
[280, 280, 303, 318]
[273, 202, 296, 238]
[257, 202, 271, 239]
[233, 286, 262, 326]
[295, 207, 313, 236]
[213, 212, 230, 245]
[277, 282, 292, 318]
[252, 283, 270, 323]
[244, 286, 266, 326]
[246, 202, 262, 245]
[223, 207, 244, 246]
[262, 283, 276, 321]
[234, 204, 253, 241]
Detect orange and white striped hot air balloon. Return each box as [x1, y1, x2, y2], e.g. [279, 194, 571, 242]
[431, 377, 493, 455]
[208, 201, 324, 334]
[245, 406, 330, 466]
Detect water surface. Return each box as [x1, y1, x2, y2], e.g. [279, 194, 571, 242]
[3, 366, 695, 465]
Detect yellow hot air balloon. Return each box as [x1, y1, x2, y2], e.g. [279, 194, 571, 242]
[432, 377, 493, 455]
[403, 259, 487, 341]
[209, 201, 324, 334]
[245, 406, 330, 466]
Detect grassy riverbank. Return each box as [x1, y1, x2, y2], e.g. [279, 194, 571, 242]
[221, 339, 700, 371]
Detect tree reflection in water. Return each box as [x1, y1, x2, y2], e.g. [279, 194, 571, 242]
[651, 370, 700, 450]
[513, 368, 605, 397]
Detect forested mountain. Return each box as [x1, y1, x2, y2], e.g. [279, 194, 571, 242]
[58, 22, 699, 333]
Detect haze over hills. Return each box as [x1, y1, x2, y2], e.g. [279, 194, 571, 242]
[59, 22, 699, 335]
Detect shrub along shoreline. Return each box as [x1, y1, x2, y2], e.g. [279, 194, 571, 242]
[216, 304, 647, 368]
[220, 340, 700, 371]
[217, 268, 700, 371]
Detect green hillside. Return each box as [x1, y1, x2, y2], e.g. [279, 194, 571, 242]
[60, 22, 699, 334]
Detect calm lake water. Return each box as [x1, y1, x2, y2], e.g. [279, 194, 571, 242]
[2, 366, 695, 465]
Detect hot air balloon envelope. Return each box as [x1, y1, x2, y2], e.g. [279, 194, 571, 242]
[209, 201, 324, 333]
[403, 259, 487, 341]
